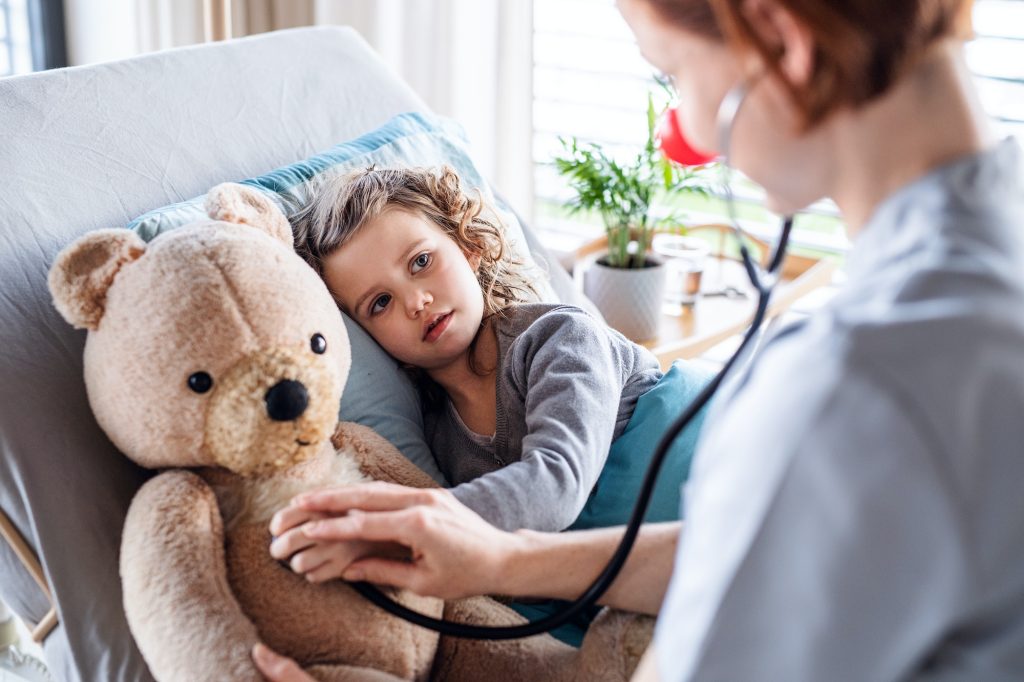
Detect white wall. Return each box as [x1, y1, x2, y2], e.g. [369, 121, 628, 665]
[63, 0, 139, 65]
[61, 0, 536, 221]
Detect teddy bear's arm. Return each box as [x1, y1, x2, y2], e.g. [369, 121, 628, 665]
[120, 469, 265, 682]
[332, 421, 439, 489]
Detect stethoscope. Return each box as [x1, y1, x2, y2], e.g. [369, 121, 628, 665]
[351, 83, 795, 639]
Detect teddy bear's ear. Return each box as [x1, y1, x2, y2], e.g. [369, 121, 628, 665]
[205, 183, 294, 249]
[48, 229, 146, 330]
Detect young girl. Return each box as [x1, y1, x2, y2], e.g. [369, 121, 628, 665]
[276, 163, 706, 552]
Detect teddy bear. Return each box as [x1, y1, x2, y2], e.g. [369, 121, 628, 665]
[47, 182, 653, 681]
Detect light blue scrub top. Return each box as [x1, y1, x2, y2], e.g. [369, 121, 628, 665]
[655, 138, 1024, 681]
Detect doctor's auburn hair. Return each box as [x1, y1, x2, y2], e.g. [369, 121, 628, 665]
[293, 164, 540, 318]
[644, 0, 974, 127]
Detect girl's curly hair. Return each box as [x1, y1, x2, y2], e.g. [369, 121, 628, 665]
[292, 165, 540, 318]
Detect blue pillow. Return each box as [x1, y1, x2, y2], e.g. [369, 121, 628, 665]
[128, 112, 553, 485]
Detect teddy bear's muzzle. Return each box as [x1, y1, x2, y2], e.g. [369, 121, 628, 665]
[203, 349, 340, 476]
[265, 379, 309, 422]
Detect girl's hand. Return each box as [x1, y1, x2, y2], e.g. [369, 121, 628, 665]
[276, 481, 519, 599]
[269, 504, 407, 583]
[252, 643, 315, 682]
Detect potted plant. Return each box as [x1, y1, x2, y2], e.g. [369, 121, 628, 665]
[553, 94, 713, 341]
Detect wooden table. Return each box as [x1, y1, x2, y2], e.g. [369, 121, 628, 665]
[573, 252, 838, 370]
[652, 257, 836, 367]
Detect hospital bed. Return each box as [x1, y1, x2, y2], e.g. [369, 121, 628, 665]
[0, 27, 587, 681]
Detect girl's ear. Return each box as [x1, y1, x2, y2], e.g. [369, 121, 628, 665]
[466, 251, 482, 273]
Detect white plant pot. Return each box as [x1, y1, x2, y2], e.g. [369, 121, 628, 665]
[581, 253, 666, 342]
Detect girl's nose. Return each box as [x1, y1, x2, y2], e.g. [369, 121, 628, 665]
[405, 290, 433, 317]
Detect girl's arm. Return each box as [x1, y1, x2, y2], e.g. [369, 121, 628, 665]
[449, 307, 652, 531]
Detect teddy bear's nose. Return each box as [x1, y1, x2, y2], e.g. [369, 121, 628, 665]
[264, 379, 309, 422]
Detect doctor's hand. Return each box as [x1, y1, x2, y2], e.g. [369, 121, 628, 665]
[270, 482, 517, 599]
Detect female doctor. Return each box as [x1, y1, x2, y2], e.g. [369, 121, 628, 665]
[257, 0, 1024, 679]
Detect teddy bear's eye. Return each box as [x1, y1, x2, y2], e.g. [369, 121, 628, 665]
[310, 333, 327, 355]
[187, 371, 213, 394]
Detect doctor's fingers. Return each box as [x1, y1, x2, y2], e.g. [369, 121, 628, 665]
[303, 508, 426, 547]
[295, 481, 451, 515]
[305, 496, 500, 554]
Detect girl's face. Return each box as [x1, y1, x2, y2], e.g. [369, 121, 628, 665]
[322, 208, 486, 374]
[617, 0, 835, 215]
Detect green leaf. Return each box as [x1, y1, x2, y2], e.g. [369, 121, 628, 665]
[550, 90, 718, 268]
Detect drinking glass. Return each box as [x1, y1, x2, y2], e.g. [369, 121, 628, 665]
[652, 234, 708, 306]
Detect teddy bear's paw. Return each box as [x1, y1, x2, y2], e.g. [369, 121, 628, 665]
[573, 608, 655, 682]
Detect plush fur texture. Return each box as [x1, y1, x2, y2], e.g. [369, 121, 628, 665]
[48, 183, 653, 681]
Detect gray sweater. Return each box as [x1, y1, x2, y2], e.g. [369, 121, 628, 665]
[425, 303, 662, 531]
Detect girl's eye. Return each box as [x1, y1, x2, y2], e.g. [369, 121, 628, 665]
[370, 293, 392, 316]
[411, 252, 431, 272]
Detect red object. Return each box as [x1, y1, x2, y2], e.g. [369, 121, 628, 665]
[656, 106, 716, 166]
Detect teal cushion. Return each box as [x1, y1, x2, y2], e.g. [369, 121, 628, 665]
[510, 360, 714, 646]
[127, 112, 552, 485]
[570, 360, 714, 530]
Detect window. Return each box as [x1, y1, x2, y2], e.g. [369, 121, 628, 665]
[0, 0, 65, 77]
[968, 0, 1024, 142]
[0, 0, 31, 76]
[532, 0, 1024, 262]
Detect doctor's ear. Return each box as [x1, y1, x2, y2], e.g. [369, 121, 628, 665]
[739, 0, 815, 87]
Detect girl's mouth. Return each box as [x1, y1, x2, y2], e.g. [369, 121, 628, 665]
[423, 312, 452, 342]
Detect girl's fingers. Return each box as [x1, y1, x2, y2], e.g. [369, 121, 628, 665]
[269, 526, 317, 560]
[252, 643, 316, 682]
[303, 560, 345, 584]
[288, 545, 331, 574]
[342, 557, 421, 592]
